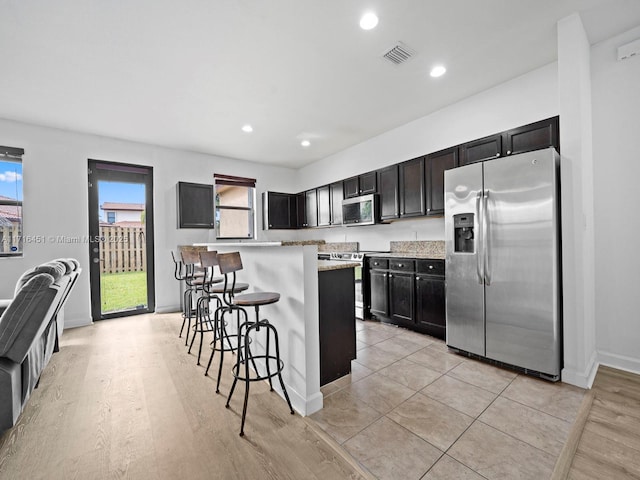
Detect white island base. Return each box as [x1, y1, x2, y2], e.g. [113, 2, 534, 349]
[195, 243, 324, 416]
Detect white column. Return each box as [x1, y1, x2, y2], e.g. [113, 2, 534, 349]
[557, 13, 597, 388]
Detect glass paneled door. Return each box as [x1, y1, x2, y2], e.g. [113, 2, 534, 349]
[88, 160, 155, 320]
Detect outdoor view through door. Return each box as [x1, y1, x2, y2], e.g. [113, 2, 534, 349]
[88, 160, 155, 320]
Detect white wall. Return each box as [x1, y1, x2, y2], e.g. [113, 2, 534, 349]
[0, 118, 296, 326]
[591, 25, 640, 374]
[557, 14, 598, 388]
[111, 210, 142, 223]
[295, 62, 559, 251]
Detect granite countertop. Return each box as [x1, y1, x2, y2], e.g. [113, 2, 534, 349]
[193, 240, 326, 247]
[372, 252, 446, 260]
[317, 260, 361, 272]
[282, 240, 326, 246]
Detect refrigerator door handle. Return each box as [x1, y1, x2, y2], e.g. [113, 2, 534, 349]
[484, 189, 491, 286]
[476, 191, 484, 284]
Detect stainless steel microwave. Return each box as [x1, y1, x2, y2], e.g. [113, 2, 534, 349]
[342, 194, 379, 226]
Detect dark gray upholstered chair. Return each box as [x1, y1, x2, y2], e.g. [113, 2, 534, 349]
[0, 258, 81, 433]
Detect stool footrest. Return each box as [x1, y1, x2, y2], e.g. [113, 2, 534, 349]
[231, 356, 285, 382]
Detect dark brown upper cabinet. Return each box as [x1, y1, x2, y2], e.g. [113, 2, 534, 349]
[460, 116, 559, 166]
[330, 181, 343, 226]
[305, 189, 318, 228]
[344, 171, 377, 198]
[263, 191, 296, 230]
[177, 181, 214, 228]
[459, 133, 503, 166]
[504, 116, 559, 157]
[426, 147, 458, 216]
[317, 185, 331, 227]
[377, 165, 399, 220]
[399, 156, 425, 217]
[296, 193, 306, 228]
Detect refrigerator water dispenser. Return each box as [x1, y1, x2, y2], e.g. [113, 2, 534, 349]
[454, 213, 475, 253]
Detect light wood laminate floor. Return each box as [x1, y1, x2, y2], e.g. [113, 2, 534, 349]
[2, 313, 638, 480]
[567, 365, 640, 479]
[0, 313, 369, 480]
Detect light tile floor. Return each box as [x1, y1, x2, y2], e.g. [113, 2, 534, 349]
[310, 319, 586, 480]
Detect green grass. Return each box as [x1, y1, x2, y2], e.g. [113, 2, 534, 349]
[101, 271, 147, 313]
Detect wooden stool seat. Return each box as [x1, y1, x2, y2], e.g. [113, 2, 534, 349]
[208, 282, 249, 294]
[233, 292, 280, 307]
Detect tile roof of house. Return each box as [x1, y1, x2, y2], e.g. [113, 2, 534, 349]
[0, 204, 21, 222]
[100, 202, 144, 211]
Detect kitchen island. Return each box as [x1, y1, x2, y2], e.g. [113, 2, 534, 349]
[193, 241, 357, 416]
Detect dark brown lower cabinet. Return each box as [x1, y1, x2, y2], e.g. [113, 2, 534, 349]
[389, 271, 414, 324]
[366, 256, 445, 339]
[369, 269, 389, 317]
[319, 267, 356, 386]
[415, 274, 445, 339]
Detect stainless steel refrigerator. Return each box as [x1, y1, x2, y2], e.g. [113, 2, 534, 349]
[444, 147, 561, 380]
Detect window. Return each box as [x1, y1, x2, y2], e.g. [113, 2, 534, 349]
[214, 174, 256, 239]
[0, 146, 24, 257]
[106, 211, 116, 224]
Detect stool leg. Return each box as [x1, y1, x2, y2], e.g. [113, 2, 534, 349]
[216, 308, 229, 394]
[196, 296, 210, 365]
[265, 319, 273, 391]
[180, 283, 189, 338]
[239, 325, 252, 437]
[272, 326, 294, 415]
[204, 306, 221, 377]
[184, 288, 193, 346]
[188, 294, 203, 355]
[226, 319, 246, 408]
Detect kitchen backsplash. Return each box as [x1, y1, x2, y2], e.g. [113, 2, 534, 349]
[390, 240, 445, 257]
[318, 242, 359, 252]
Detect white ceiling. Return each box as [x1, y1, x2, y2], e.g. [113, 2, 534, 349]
[1, 0, 640, 168]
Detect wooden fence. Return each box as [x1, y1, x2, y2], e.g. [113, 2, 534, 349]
[100, 225, 146, 274]
[0, 225, 21, 253]
[1, 224, 145, 273]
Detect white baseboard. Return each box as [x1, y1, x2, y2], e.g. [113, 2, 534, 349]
[597, 350, 640, 376]
[562, 350, 599, 389]
[269, 383, 323, 417]
[155, 305, 181, 314]
[64, 316, 92, 329]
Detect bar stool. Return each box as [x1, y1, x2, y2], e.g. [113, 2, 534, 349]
[180, 249, 207, 346]
[217, 252, 294, 436]
[203, 252, 250, 391]
[188, 250, 225, 365]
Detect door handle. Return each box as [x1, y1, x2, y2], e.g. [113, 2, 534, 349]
[483, 189, 491, 286]
[476, 191, 483, 285]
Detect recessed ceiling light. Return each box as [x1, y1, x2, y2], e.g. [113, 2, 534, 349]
[301, 140, 311, 147]
[359, 12, 378, 30]
[430, 65, 447, 78]
[241, 124, 253, 133]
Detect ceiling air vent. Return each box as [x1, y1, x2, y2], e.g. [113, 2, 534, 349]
[381, 42, 416, 66]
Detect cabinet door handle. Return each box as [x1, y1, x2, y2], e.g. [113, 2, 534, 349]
[507, 150, 511, 155]
[428, 265, 434, 270]
[496, 153, 500, 157]
[389, 274, 393, 278]
[416, 276, 420, 280]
